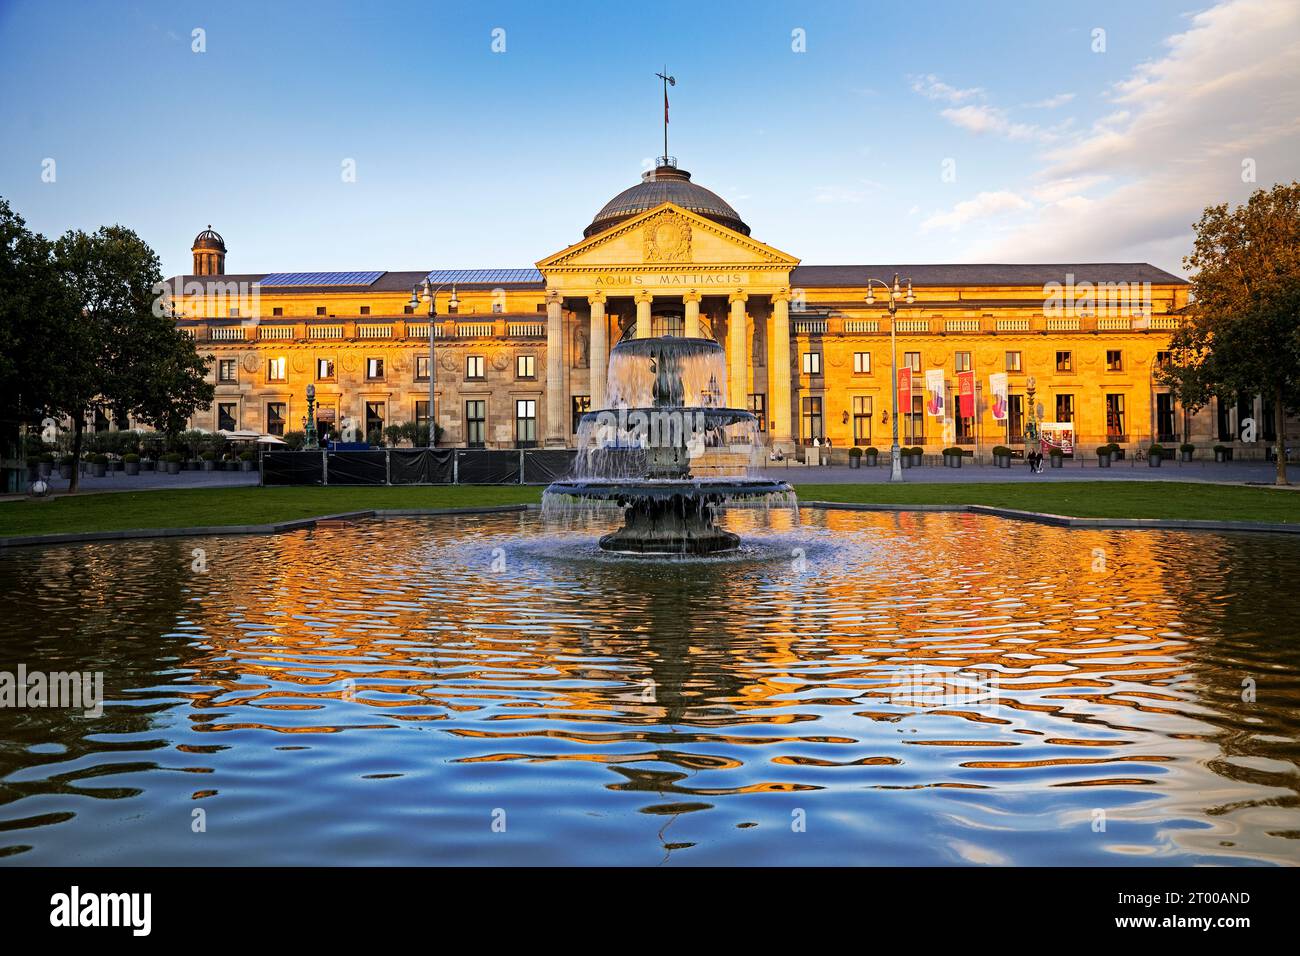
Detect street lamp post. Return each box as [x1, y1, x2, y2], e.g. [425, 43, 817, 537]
[865, 274, 915, 482]
[409, 281, 460, 448]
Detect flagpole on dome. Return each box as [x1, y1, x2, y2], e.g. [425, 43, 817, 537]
[655, 68, 675, 167]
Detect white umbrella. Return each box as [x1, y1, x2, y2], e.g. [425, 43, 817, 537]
[256, 434, 288, 445]
[219, 429, 263, 441]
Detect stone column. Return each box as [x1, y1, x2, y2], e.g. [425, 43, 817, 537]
[728, 291, 748, 409]
[545, 289, 566, 446]
[770, 290, 793, 446]
[588, 292, 608, 411]
[684, 291, 701, 338]
[635, 291, 653, 339]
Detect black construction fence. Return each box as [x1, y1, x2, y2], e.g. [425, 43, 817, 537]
[262, 448, 577, 486]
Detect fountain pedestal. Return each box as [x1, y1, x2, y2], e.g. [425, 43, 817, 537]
[599, 493, 739, 555]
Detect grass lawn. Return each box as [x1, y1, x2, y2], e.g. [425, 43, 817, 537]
[1, 481, 1297, 539]
[796, 481, 1300, 524]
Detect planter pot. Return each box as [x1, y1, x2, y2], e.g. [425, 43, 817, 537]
[240, 460, 254, 472]
[166, 461, 180, 475]
[910, 454, 923, 467]
[58, 465, 72, 479]
[1180, 451, 1192, 462]
[848, 456, 861, 469]
[202, 460, 216, 472]
[1149, 455, 1162, 468]
[1098, 455, 1111, 468]
[124, 462, 140, 476]
[1050, 456, 1063, 469]
[951, 456, 962, 469]
[91, 463, 106, 477]
[995, 455, 1010, 468]
[901, 456, 912, 468]
[865, 454, 878, 467]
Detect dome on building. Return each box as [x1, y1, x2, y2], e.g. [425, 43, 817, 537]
[583, 163, 749, 238]
[192, 225, 226, 251]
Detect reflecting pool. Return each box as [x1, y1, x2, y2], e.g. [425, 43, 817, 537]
[1, 509, 1298, 865]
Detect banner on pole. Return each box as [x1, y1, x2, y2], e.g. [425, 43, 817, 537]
[989, 373, 1008, 421]
[897, 367, 912, 419]
[958, 370, 975, 418]
[925, 369, 946, 417]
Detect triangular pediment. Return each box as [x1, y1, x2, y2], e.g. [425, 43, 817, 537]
[537, 203, 799, 273]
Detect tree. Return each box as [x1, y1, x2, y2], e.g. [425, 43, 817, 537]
[1161, 182, 1300, 485]
[0, 199, 77, 456]
[51, 224, 214, 491]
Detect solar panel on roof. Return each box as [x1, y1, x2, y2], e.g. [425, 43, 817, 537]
[260, 271, 385, 287]
[424, 268, 542, 285]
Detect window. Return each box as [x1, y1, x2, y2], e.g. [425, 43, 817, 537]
[1218, 395, 1234, 442]
[365, 401, 385, 442]
[1005, 351, 1022, 372]
[954, 351, 972, 373]
[517, 354, 536, 379]
[266, 402, 286, 436]
[415, 400, 430, 439]
[852, 395, 872, 445]
[316, 357, 335, 381]
[1157, 393, 1176, 442]
[316, 307, 326, 316]
[515, 399, 538, 447]
[1105, 393, 1126, 438]
[1156, 350, 1172, 368]
[747, 393, 766, 432]
[366, 357, 384, 381]
[272, 307, 283, 317]
[1106, 349, 1123, 371]
[466, 355, 485, 380]
[536, 304, 546, 314]
[403, 305, 414, 315]
[572, 395, 591, 434]
[904, 352, 921, 373]
[1007, 394, 1024, 442]
[447, 302, 458, 315]
[229, 307, 240, 318]
[955, 406, 974, 445]
[217, 402, 237, 432]
[491, 301, 503, 314]
[359, 306, 370, 316]
[802, 352, 822, 375]
[801, 397, 823, 443]
[905, 394, 925, 444]
[1055, 351, 1073, 372]
[1055, 394, 1074, 422]
[853, 351, 872, 374]
[267, 357, 286, 382]
[415, 355, 429, 382]
[218, 358, 237, 383]
[465, 400, 486, 448]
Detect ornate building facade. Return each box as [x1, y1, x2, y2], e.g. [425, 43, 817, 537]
[169, 160, 1281, 455]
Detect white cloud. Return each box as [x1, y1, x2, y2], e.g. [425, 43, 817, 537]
[909, 73, 983, 104]
[921, 191, 1032, 232]
[1024, 93, 1075, 109]
[966, 0, 1300, 268]
[940, 104, 1045, 142]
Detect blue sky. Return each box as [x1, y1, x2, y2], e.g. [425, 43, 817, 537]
[2, 0, 1297, 278]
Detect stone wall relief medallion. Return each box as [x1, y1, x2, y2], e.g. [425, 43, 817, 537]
[341, 354, 359, 374]
[241, 351, 258, 373]
[980, 353, 998, 369]
[439, 350, 458, 373]
[291, 353, 307, 375]
[643, 213, 692, 263]
[828, 349, 846, 368]
[1029, 346, 1051, 368]
[390, 352, 407, 373]
[491, 348, 510, 372]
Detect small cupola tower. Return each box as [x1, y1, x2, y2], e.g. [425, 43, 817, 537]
[191, 225, 227, 275]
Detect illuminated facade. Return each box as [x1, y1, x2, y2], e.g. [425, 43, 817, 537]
[169, 160, 1281, 455]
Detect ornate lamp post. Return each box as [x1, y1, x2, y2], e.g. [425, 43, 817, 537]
[408, 280, 460, 448]
[1025, 375, 1039, 449]
[303, 383, 319, 449]
[864, 274, 915, 482]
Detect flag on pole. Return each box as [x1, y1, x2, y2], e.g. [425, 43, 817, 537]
[925, 369, 946, 417]
[989, 373, 1008, 421]
[665, 87, 669, 125]
[958, 369, 975, 418]
[897, 367, 912, 420]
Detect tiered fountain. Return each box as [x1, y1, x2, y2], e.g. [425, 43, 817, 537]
[544, 335, 795, 554]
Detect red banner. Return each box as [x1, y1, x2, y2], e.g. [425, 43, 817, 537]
[958, 370, 975, 418]
[897, 367, 912, 418]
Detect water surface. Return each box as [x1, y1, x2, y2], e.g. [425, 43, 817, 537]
[1, 509, 1297, 865]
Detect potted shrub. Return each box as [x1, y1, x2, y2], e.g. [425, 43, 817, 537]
[1148, 443, 1165, 467]
[942, 446, 963, 468]
[239, 449, 256, 472]
[848, 446, 863, 469]
[201, 450, 217, 471]
[58, 454, 74, 479]
[992, 445, 1012, 468]
[90, 453, 108, 477]
[163, 452, 183, 475]
[1096, 445, 1112, 468]
[123, 452, 140, 476]
[1213, 444, 1231, 462]
[1048, 446, 1065, 468]
[1179, 443, 1195, 462]
[864, 446, 879, 466]
[909, 446, 923, 466]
